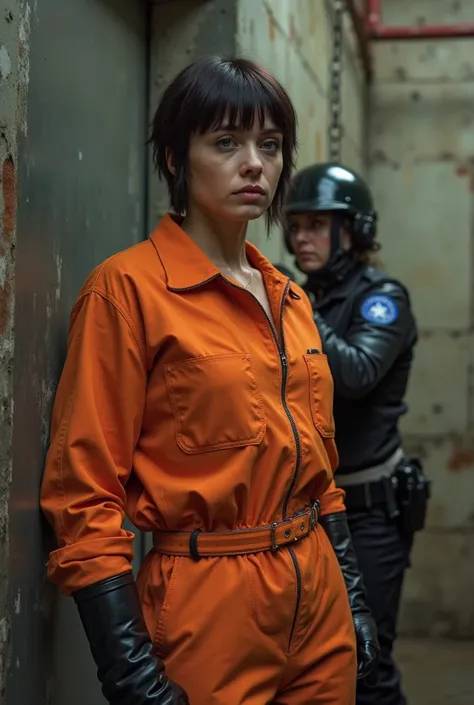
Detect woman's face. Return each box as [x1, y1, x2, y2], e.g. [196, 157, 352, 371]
[287, 212, 351, 273]
[184, 113, 284, 223]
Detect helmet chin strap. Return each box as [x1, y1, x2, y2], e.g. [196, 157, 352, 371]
[301, 213, 356, 290]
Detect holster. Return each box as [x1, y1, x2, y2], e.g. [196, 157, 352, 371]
[342, 457, 431, 534]
[395, 457, 431, 533]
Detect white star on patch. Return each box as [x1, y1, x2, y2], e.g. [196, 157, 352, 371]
[368, 301, 390, 322]
[361, 294, 398, 324]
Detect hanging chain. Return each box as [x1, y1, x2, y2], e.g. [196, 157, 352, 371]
[329, 0, 345, 163]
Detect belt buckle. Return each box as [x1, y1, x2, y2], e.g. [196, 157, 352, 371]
[270, 522, 280, 551]
[310, 500, 320, 529]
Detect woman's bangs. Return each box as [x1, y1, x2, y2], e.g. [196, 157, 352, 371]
[192, 71, 286, 135]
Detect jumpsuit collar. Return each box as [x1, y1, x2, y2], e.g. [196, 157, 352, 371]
[150, 213, 291, 293]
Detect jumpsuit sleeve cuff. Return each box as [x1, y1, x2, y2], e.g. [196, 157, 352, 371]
[47, 533, 135, 595]
[318, 480, 347, 517]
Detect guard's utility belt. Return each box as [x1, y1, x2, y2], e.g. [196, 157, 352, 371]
[338, 451, 431, 534]
[153, 501, 320, 561]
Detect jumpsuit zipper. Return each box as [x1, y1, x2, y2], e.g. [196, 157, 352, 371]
[174, 275, 305, 648]
[224, 278, 304, 648]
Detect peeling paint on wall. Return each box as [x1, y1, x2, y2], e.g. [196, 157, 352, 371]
[0, 0, 30, 694]
[13, 591, 20, 615]
[0, 46, 12, 80]
[17, 3, 31, 137]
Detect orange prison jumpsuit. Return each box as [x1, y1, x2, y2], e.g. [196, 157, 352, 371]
[41, 214, 357, 704]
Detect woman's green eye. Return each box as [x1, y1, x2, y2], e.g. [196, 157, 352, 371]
[262, 139, 281, 152]
[217, 137, 235, 149]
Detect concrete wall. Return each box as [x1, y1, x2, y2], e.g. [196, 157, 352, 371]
[149, 0, 368, 268]
[0, 0, 25, 694]
[369, 0, 474, 637]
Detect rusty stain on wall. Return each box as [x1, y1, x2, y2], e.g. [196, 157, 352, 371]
[455, 163, 474, 193]
[0, 279, 12, 339]
[448, 449, 474, 473]
[2, 156, 16, 241]
[268, 13, 276, 41]
[455, 162, 474, 193]
[289, 13, 295, 43]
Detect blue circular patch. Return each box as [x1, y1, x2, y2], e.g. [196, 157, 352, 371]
[360, 295, 398, 325]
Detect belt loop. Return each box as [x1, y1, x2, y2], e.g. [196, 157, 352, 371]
[189, 529, 202, 562]
[270, 522, 279, 551]
[310, 499, 320, 529]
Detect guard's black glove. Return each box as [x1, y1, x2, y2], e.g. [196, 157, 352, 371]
[74, 571, 189, 705]
[353, 614, 380, 681]
[320, 512, 380, 680]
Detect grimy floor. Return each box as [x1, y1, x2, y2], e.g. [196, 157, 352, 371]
[396, 638, 474, 705]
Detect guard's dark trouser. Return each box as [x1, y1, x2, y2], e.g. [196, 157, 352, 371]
[347, 507, 413, 705]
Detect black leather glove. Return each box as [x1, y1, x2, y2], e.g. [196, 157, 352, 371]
[320, 512, 380, 680]
[74, 571, 189, 705]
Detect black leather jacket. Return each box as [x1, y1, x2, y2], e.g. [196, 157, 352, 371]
[305, 264, 418, 475]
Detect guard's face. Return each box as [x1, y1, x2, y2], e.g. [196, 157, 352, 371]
[287, 212, 332, 272]
[183, 112, 284, 224]
[287, 212, 351, 273]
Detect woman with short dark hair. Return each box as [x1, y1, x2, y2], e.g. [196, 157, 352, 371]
[41, 56, 363, 705]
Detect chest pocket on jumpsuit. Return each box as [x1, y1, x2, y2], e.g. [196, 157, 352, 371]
[303, 353, 335, 439]
[165, 352, 266, 453]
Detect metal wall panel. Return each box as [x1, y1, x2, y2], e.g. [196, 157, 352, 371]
[7, 1, 148, 703]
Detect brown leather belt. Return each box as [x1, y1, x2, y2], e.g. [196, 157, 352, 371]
[152, 500, 320, 561]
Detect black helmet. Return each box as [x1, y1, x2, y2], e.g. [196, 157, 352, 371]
[284, 163, 377, 254]
[285, 163, 373, 213]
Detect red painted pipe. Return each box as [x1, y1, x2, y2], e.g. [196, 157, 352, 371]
[365, 0, 382, 33]
[346, 0, 373, 81]
[365, 0, 474, 40]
